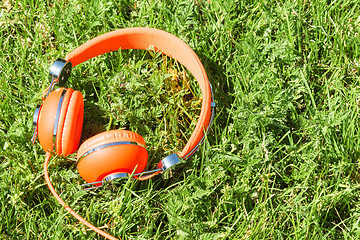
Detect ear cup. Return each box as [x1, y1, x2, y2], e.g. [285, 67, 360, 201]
[55, 89, 84, 156]
[77, 130, 148, 183]
[37, 88, 67, 153]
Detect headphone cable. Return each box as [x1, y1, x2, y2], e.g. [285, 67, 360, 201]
[43, 152, 119, 240]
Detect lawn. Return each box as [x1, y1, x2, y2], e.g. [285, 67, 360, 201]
[1, 0, 360, 239]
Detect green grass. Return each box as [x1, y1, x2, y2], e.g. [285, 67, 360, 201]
[1, 0, 360, 239]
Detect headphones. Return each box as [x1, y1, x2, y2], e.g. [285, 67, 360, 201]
[32, 28, 215, 239]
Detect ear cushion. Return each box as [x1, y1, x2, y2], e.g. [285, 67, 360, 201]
[38, 88, 67, 152]
[77, 130, 146, 158]
[55, 89, 84, 156]
[55, 88, 74, 154]
[76, 130, 148, 183]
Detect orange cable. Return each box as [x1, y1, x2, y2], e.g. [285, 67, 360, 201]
[43, 152, 119, 240]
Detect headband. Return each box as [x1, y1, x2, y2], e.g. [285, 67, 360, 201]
[64, 27, 214, 159]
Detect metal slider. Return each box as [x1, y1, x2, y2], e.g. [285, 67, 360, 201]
[81, 170, 159, 190]
[44, 59, 72, 98]
[82, 173, 128, 190]
[82, 154, 182, 190]
[156, 153, 181, 172]
[104, 173, 128, 182]
[49, 58, 72, 86]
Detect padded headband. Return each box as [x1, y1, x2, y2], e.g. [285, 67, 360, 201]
[65, 27, 213, 158]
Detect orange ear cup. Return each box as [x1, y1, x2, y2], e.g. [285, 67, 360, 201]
[55, 89, 84, 156]
[37, 88, 84, 156]
[37, 88, 66, 153]
[76, 130, 148, 183]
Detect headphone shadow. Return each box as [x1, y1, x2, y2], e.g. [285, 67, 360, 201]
[81, 101, 108, 142]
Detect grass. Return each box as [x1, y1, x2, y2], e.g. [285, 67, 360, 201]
[1, 0, 360, 239]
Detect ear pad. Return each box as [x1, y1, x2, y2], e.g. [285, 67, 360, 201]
[55, 89, 84, 156]
[37, 88, 84, 156]
[37, 88, 63, 152]
[76, 130, 148, 183]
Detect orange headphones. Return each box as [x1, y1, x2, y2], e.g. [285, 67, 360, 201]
[32, 28, 215, 240]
